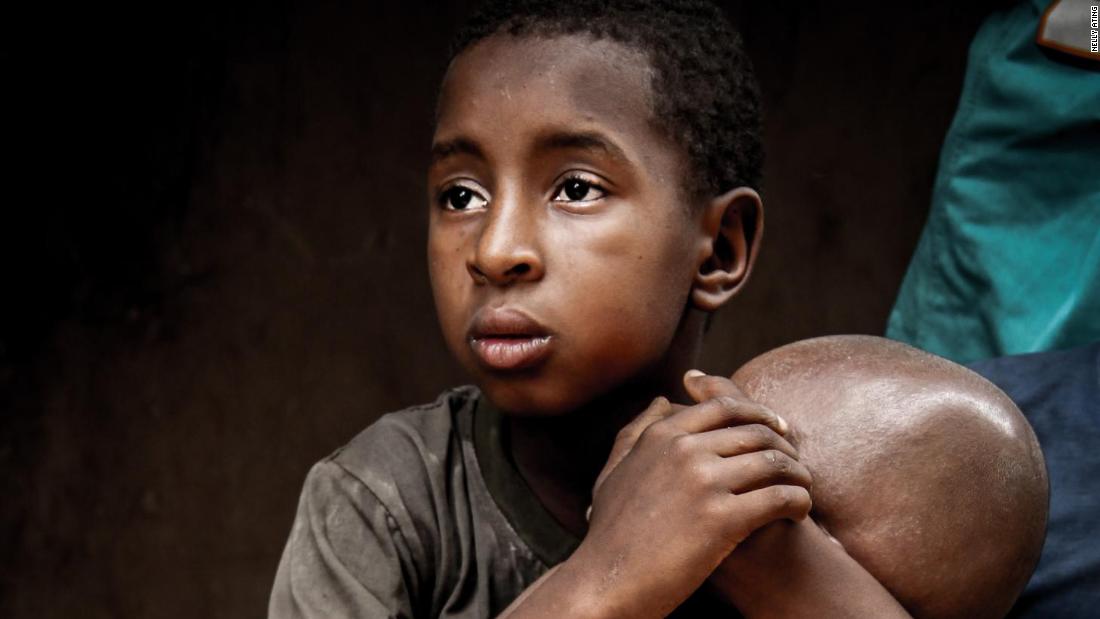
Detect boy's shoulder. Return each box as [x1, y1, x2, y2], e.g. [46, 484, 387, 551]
[322, 383, 482, 499]
[275, 384, 553, 617]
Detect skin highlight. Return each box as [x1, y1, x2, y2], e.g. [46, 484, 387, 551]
[722, 336, 1048, 619]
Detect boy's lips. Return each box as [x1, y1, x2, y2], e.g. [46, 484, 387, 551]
[467, 307, 554, 371]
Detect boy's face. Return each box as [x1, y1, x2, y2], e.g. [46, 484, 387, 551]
[428, 34, 711, 416]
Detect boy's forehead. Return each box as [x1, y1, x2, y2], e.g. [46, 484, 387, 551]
[435, 34, 665, 158]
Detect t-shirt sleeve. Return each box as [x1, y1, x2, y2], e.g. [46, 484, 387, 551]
[269, 459, 420, 619]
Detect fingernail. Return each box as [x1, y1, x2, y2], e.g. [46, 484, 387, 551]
[585, 505, 593, 522]
[685, 369, 705, 379]
[777, 415, 790, 434]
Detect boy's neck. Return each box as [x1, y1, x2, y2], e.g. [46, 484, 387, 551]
[499, 307, 708, 537]
[505, 342, 700, 537]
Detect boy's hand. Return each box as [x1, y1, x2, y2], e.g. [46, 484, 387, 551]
[590, 370, 801, 516]
[572, 371, 812, 618]
[675, 371, 912, 619]
[590, 369, 792, 509]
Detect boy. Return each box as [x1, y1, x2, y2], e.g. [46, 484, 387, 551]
[270, 1, 1046, 616]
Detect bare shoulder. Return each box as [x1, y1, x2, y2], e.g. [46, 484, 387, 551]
[733, 335, 1048, 619]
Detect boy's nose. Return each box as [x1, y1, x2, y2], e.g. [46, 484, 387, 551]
[467, 194, 544, 286]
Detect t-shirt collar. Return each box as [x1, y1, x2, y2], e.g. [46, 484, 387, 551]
[472, 391, 583, 566]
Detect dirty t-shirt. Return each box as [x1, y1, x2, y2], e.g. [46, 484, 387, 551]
[269, 384, 734, 618]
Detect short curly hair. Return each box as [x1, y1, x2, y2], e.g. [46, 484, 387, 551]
[447, 0, 764, 203]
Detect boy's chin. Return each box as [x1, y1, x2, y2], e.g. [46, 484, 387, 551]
[471, 351, 675, 418]
[475, 373, 595, 418]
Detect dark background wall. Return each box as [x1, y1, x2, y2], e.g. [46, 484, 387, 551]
[2, 1, 1006, 616]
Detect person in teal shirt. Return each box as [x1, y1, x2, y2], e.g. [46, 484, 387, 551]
[887, 0, 1100, 364]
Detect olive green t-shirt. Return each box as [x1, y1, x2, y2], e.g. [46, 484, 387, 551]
[269, 384, 734, 618]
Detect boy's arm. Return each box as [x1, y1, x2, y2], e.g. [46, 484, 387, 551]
[708, 517, 912, 618]
[504, 536, 912, 619]
[495, 393, 813, 619]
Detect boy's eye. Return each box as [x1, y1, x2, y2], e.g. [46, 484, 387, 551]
[552, 177, 606, 203]
[440, 185, 488, 211]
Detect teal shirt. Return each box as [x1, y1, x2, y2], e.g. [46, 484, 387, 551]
[887, 0, 1100, 364]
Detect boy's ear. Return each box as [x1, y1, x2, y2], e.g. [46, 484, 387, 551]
[691, 186, 764, 312]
